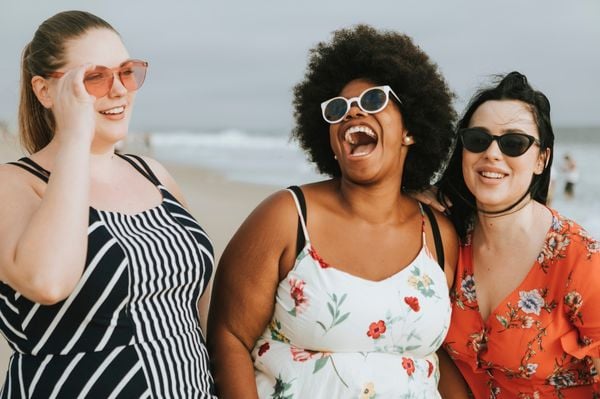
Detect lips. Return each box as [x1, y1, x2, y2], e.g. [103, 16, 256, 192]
[480, 171, 505, 179]
[99, 105, 125, 115]
[343, 125, 378, 157]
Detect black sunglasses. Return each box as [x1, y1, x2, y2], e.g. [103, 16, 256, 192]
[459, 128, 540, 157]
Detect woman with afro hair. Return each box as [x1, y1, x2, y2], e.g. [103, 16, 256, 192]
[208, 25, 468, 398]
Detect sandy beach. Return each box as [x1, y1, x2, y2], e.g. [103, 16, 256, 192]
[0, 133, 277, 380]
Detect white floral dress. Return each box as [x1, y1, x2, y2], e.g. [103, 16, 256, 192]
[252, 189, 452, 398]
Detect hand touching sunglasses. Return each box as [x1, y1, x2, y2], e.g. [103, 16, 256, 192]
[48, 59, 148, 98]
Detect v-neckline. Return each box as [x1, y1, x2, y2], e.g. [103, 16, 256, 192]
[468, 210, 557, 326]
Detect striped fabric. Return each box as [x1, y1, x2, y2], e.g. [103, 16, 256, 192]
[0, 155, 216, 398]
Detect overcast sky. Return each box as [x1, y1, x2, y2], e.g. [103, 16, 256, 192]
[1, 0, 599, 133]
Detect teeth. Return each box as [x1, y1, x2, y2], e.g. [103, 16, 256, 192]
[101, 106, 124, 115]
[344, 125, 376, 144]
[481, 171, 504, 179]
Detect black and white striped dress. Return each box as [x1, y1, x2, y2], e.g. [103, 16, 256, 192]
[0, 155, 216, 398]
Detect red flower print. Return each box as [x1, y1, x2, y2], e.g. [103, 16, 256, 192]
[258, 342, 270, 356]
[426, 360, 434, 377]
[308, 246, 330, 268]
[367, 320, 387, 339]
[290, 346, 320, 362]
[289, 278, 307, 308]
[404, 296, 420, 312]
[402, 357, 416, 376]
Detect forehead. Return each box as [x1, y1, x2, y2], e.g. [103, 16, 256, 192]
[469, 100, 538, 134]
[339, 79, 377, 96]
[63, 28, 129, 68]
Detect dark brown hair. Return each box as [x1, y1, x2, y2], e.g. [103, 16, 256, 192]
[19, 10, 116, 153]
[439, 71, 555, 239]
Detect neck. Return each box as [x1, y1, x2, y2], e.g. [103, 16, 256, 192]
[36, 138, 117, 178]
[337, 176, 414, 224]
[474, 199, 541, 249]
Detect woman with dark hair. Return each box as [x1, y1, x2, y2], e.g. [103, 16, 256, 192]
[0, 11, 215, 397]
[208, 25, 466, 398]
[439, 72, 600, 397]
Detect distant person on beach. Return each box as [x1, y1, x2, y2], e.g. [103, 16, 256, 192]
[208, 25, 468, 398]
[561, 153, 579, 199]
[438, 72, 600, 397]
[0, 11, 215, 397]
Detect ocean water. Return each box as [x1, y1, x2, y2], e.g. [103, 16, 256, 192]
[148, 127, 600, 238]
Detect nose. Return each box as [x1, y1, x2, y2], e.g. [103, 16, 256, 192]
[344, 99, 366, 120]
[483, 138, 503, 160]
[108, 72, 127, 97]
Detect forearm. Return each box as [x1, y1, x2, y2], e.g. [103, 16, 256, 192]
[210, 331, 259, 399]
[11, 140, 90, 303]
[437, 348, 470, 399]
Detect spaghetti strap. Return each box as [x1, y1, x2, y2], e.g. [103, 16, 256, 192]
[7, 158, 50, 183]
[116, 153, 161, 186]
[421, 203, 445, 270]
[19, 157, 50, 175]
[286, 186, 310, 248]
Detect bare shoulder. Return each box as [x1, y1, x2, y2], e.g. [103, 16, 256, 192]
[425, 206, 459, 286]
[136, 156, 186, 203]
[230, 188, 299, 242]
[136, 156, 173, 184]
[219, 188, 300, 277]
[0, 164, 43, 266]
[0, 163, 40, 199]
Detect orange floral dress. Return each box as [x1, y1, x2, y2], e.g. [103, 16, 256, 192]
[444, 209, 600, 398]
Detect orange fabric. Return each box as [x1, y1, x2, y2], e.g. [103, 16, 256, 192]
[444, 209, 600, 398]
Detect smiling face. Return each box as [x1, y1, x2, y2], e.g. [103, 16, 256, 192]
[329, 79, 411, 184]
[462, 100, 547, 212]
[58, 28, 136, 147]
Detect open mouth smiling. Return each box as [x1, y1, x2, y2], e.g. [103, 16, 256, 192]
[100, 105, 125, 115]
[478, 170, 508, 180]
[343, 125, 378, 157]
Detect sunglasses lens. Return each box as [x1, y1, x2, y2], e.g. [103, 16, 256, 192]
[499, 134, 533, 157]
[360, 88, 387, 112]
[324, 98, 349, 123]
[83, 67, 112, 97]
[82, 61, 148, 98]
[461, 129, 492, 153]
[120, 61, 148, 92]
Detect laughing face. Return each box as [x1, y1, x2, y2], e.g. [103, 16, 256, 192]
[329, 79, 411, 184]
[60, 28, 136, 147]
[462, 100, 547, 212]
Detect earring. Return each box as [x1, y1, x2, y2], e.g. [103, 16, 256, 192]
[334, 155, 338, 160]
[403, 136, 412, 144]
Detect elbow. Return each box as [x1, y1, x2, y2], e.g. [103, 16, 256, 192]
[7, 251, 85, 305]
[8, 266, 82, 305]
[23, 278, 79, 305]
[31, 285, 75, 305]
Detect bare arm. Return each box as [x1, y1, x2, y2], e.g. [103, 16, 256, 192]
[437, 348, 470, 398]
[207, 191, 297, 398]
[0, 65, 95, 304]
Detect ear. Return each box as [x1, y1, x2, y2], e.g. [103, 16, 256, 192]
[402, 135, 415, 146]
[535, 147, 551, 175]
[31, 76, 53, 109]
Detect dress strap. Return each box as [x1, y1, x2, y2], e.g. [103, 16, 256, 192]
[286, 186, 310, 256]
[7, 157, 50, 183]
[420, 203, 445, 270]
[116, 153, 162, 186]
